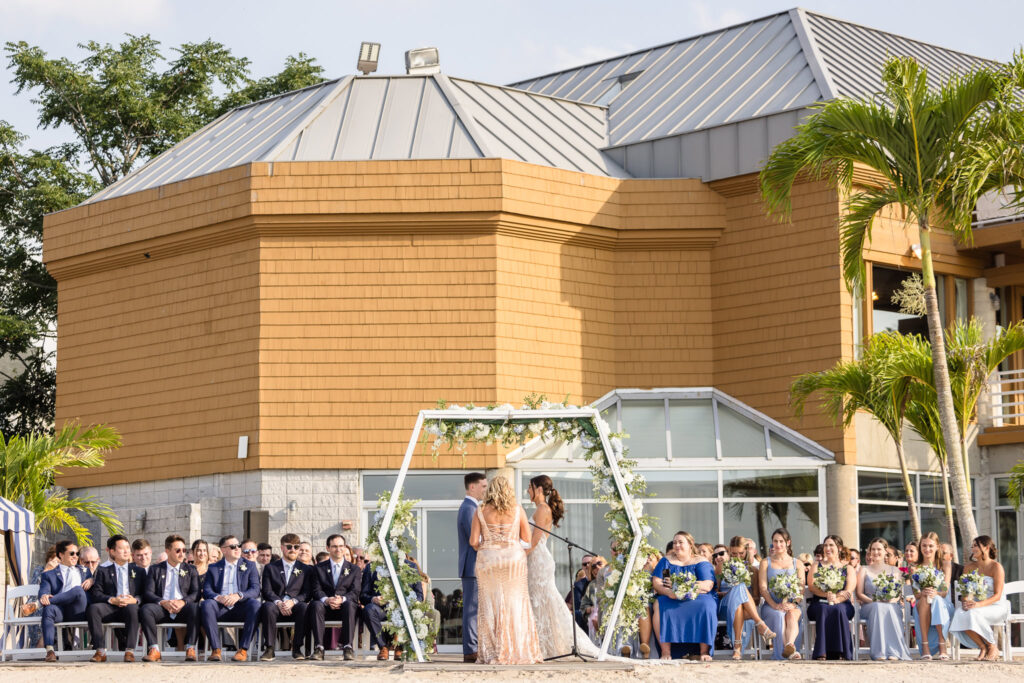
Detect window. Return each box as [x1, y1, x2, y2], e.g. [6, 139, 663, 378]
[955, 277, 969, 322]
[994, 477, 1021, 585]
[872, 265, 928, 336]
[594, 71, 642, 106]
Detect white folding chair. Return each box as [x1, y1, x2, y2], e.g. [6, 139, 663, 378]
[1, 584, 42, 661]
[1000, 580, 1024, 662]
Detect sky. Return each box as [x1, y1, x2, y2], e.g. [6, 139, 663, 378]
[2, 0, 1023, 151]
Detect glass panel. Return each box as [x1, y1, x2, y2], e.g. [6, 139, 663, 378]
[918, 474, 976, 507]
[859, 503, 912, 551]
[430, 578, 463, 645]
[519, 470, 594, 501]
[636, 469, 717, 499]
[919, 506, 964, 551]
[769, 433, 814, 460]
[363, 473, 467, 502]
[872, 265, 928, 337]
[955, 278, 969, 321]
[668, 399, 716, 458]
[858, 471, 907, 503]
[530, 501, 614, 597]
[600, 403, 619, 432]
[718, 405, 767, 458]
[996, 477, 1012, 507]
[723, 469, 818, 498]
[619, 399, 668, 459]
[853, 286, 864, 358]
[937, 274, 947, 328]
[425, 510, 459, 580]
[724, 501, 819, 559]
[646, 502, 718, 552]
[996, 510, 1019, 584]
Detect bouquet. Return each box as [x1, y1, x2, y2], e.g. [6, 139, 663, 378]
[958, 570, 989, 602]
[814, 565, 846, 604]
[671, 572, 700, 601]
[768, 572, 803, 604]
[911, 566, 947, 605]
[872, 572, 902, 602]
[721, 558, 752, 587]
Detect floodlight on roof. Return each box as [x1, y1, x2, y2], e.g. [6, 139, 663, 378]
[405, 47, 440, 75]
[357, 42, 380, 75]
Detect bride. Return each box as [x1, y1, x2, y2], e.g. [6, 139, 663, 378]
[526, 474, 605, 659]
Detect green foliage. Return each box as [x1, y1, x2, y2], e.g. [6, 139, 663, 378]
[1008, 462, 1024, 511]
[214, 52, 325, 116]
[0, 421, 123, 543]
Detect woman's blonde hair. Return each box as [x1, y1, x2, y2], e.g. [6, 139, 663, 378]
[483, 475, 516, 512]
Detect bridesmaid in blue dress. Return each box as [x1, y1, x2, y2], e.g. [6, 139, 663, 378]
[807, 534, 856, 660]
[718, 535, 775, 659]
[758, 528, 805, 660]
[856, 538, 912, 660]
[913, 532, 953, 660]
[651, 531, 717, 661]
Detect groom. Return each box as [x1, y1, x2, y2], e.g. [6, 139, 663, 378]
[458, 472, 487, 663]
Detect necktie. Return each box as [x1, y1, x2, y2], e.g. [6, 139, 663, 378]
[118, 565, 127, 595]
[333, 563, 340, 585]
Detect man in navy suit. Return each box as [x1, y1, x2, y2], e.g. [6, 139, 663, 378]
[39, 540, 93, 662]
[360, 559, 423, 661]
[140, 534, 200, 662]
[86, 534, 147, 662]
[199, 534, 261, 662]
[307, 534, 361, 661]
[458, 472, 487, 662]
[258, 532, 314, 661]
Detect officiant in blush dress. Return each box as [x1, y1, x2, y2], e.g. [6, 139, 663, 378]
[469, 475, 542, 664]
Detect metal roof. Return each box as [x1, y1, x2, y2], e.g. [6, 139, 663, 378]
[86, 74, 626, 204]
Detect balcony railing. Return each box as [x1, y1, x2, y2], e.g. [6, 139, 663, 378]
[988, 369, 1024, 427]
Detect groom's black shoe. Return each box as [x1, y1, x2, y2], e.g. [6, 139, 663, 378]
[463, 652, 478, 663]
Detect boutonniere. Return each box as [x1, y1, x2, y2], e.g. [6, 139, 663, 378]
[293, 568, 302, 577]
[343, 568, 350, 576]
[239, 564, 248, 572]
[178, 569, 188, 578]
[130, 569, 136, 579]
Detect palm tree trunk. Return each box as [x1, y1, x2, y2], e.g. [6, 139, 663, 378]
[894, 438, 922, 542]
[918, 224, 978, 549]
[939, 458, 957, 559]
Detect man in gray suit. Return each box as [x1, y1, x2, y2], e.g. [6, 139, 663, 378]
[457, 472, 487, 663]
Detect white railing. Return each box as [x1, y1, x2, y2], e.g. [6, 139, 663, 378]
[988, 369, 1024, 427]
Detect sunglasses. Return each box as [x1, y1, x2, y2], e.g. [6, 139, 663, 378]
[171, 548, 187, 554]
[222, 544, 241, 550]
[242, 549, 258, 554]
[65, 551, 79, 557]
[328, 544, 346, 549]
[284, 544, 300, 550]
[713, 551, 727, 558]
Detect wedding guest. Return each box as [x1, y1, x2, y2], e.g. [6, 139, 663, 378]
[697, 543, 714, 563]
[572, 555, 594, 631]
[797, 552, 813, 587]
[712, 545, 728, 569]
[86, 535, 146, 662]
[410, 556, 442, 653]
[719, 535, 774, 659]
[856, 538, 911, 661]
[256, 543, 273, 566]
[199, 535, 261, 662]
[758, 528, 804, 660]
[351, 546, 367, 570]
[241, 540, 260, 575]
[38, 540, 93, 662]
[308, 534, 361, 660]
[209, 544, 223, 564]
[458, 471, 487, 663]
[942, 542, 966, 601]
[298, 542, 313, 566]
[639, 552, 662, 658]
[807, 534, 855, 660]
[258, 533, 313, 661]
[315, 551, 329, 563]
[652, 531, 716, 661]
[78, 547, 100, 572]
[949, 536, 1011, 660]
[903, 543, 920, 567]
[132, 538, 152, 570]
[848, 549, 861, 571]
[23, 546, 59, 646]
[914, 532, 952, 660]
[743, 538, 763, 566]
[140, 534, 200, 662]
[813, 544, 824, 563]
[361, 557, 424, 661]
[580, 556, 606, 642]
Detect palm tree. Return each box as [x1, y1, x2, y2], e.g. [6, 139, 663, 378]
[791, 332, 921, 542]
[1008, 461, 1024, 510]
[762, 55, 1024, 546]
[0, 422, 123, 543]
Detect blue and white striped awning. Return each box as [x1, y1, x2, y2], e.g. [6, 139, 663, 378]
[0, 497, 35, 586]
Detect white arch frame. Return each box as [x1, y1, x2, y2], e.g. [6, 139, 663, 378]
[379, 407, 642, 662]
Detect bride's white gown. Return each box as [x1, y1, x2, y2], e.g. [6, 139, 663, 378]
[526, 514, 603, 659]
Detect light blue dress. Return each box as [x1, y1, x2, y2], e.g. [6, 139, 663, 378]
[717, 570, 754, 648]
[948, 575, 1011, 648]
[912, 579, 953, 656]
[759, 556, 803, 660]
[861, 571, 912, 660]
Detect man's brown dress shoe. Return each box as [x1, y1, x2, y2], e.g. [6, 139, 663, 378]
[89, 650, 107, 663]
[142, 648, 161, 662]
[208, 648, 222, 662]
[185, 647, 197, 662]
[123, 650, 135, 662]
[377, 646, 389, 661]
[232, 648, 248, 662]
[44, 650, 57, 663]
[463, 652, 478, 663]
[393, 647, 403, 661]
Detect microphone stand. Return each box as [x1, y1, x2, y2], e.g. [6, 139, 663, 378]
[529, 520, 600, 662]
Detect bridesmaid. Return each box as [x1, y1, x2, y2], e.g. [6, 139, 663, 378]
[718, 535, 775, 659]
[949, 536, 1011, 660]
[469, 475, 542, 664]
[914, 532, 953, 660]
[807, 534, 856, 660]
[856, 538, 911, 661]
[651, 531, 717, 661]
[758, 528, 804, 660]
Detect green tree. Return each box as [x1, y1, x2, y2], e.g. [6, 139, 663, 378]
[0, 422, 123, 543]
[0, 36, 324, 434]
[791, 332, 921, 542]
[1008, 461, 1024, 510]
[761, 55, 1024, 547]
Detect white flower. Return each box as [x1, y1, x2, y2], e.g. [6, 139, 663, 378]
[474, 424, 490, 439]
[457, 422, 474, 434]
[426, 424, 441, 436]
[411, 608, 424, 620]
[608, 569, 622, 586]
[416, 623, 428, 639]
[391, 612, 405, 627]
[605, 589, 615, 598]
[627, 581, 640, 597]
[379, 566, 390, 578]
[448, 404, 462, 411]
[580, 435, 594, 450]
[433, 437, 443, 448]
[499, 403, 515, 412]
[610, 437, 624, 456]
[641, 524, 652, 537]
[557, 421, 571, 430]
[513, 424, 526, 434]
[621, 470, 634, 485]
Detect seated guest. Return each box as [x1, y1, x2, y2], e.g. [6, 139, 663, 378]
[949, 535, 1012, 660]
[361, 557, 424, 661]
[651, 530, 716, 661]
[241, 539, 260, 576]
[39, 540, 94, 662]
[572, 555, 594, 631]
[199, 535, 261, 662]
[856, 538, 911, 661]
[298, 542, 314, 565]
[256, 543, 273, 567]
[86, 535, 146, 662]
[258, 533, 314, 661]
[807, 534, 856, 660]
[308, 534, 361, 661]
[140, 534, 200, 662]
[132, 538, 153, 570]
[914, 532, 953, 659]
[719, 535, 775, 659]
[315, 551, 329, 563]
[78, 546, 100, 573]
[759, 528, 804, 660]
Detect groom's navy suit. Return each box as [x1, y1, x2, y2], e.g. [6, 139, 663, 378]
[457, 495, 478, 655]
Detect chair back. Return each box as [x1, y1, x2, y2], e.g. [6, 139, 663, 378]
[3, 584, 38, 622]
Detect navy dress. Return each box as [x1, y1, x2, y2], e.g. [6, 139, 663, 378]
[653, 558, 717, 657]
[807, 565, 854, 660]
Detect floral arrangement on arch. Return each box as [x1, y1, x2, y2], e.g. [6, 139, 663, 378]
[364, 492, 438, 660]
[424, 393, 657, 645]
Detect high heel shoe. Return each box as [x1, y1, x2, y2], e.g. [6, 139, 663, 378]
[756, 621, 776, 647]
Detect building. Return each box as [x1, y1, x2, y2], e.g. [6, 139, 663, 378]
[43, 8, 1021, 646]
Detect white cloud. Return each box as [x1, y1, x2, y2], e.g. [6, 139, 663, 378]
[0, 0, 170, 28]
[688, 0, 750, 32]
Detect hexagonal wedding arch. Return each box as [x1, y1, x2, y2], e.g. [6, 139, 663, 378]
[377, 405, 646, 663]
